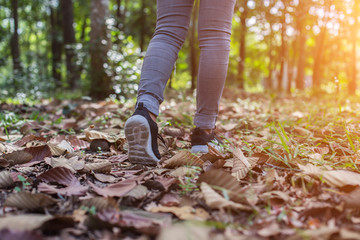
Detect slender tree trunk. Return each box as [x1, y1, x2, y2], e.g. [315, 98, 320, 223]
[278, 10, 286, 92]
[89, 0, 112, 100]
[349, 3, 358, 95]
[61, 0, 79, 90]
[296, 23, 306, 90]
[312, 27, 326, 89]
[312, 1, 330, 89]
[237, 0, 248, 89]
[50, 7, 63, 89]
[11, 0, 21, 91]
[287, 39, 296, 93]
[139, 0, 146, 52]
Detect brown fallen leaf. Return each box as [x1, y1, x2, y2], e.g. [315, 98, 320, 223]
[150, 206, 209, 220]
[159, 193, 180, 207]
[108, 154, 128, 163]
[197, 169, 245, 203]
[47, 156, 85, 173]
[124, 185, 148, 199]
[81, 197, 117, 211]
[0, 171, 15, 188]
[5, 191, 57, 209]
[89, 179, 137, 197]
[170, 166, 198, 178]
[231, 148, 258, 181]
[84, 127, 119, 143]
[37, 181, 88, 196]
[299, 164, 360, 188]
[94, 173, 118, 183]
[84, 161, 112, 174]
[90, 139, 110, 152]
[24, 145, 52, 163]
[157, 222, 211, 240]
[0, 214, 53, 231]
[163, 150, 204, 168]
[2, 150, 33, 166]
[0, 229, 44, 240]
[48, 143, 67, 156]
[200, 182, 252, 211]
[257, 222, 281, 237]
[37, 167, 77, 186]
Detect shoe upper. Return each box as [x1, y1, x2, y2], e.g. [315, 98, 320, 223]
[132, 103, 161, 159]
[191, 127, 221, 146]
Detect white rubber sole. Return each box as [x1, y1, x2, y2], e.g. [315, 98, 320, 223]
[124, 115, 160, 166]
[191, 145, 209, 154]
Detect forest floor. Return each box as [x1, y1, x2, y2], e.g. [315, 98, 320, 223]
[1, 92, 360, 239]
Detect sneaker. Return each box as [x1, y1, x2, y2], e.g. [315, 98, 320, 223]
[190, 128, 222, 153]
[124, 103, 161, 166]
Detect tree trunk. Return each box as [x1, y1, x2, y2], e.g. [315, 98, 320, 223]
[312, 1, 330, 89]
[237, 0, 248, 89]
[11, 0, 21, 90]
[50, 6, 63, 89]
[296, 23, 306, 90]
[89, 0, 112, 100]
[277, 10, 286, 92]
[295, 1, 308, 90]
[349, 3, 358, 95]
[61, 0, 79, 90]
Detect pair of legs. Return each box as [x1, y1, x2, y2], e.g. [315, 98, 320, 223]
[136, 0, 236, 129]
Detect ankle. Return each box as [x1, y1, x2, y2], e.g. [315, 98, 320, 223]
[149, 112, 157, 122]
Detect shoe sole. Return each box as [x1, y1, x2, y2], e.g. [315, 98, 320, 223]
[191, 145, 209, 154]
[125, 115, 160, 166]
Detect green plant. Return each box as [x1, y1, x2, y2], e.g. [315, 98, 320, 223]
[14, 175, 31, 192]
[80, 205, 97, 215]
[178, 166, 201, 196]
[0, 111, 20, 140]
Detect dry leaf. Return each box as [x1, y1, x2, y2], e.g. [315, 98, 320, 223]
[84, 162, 112, 174]
[23, 145, 52, 163]
[200, 182, 251, 211]
[81, 197, 116, 211]
[84, 127, 119, 143]
[158, 222, 210, 240]
[163, 150, 204, 168]
[124, 185, 148, 199]
[89, 179, 137, 197]
[48, 156, 85, 173]
[2, 150, 33, 166]
[94, 173, 117, 183]
[299, 164, 360, 188]
[150, 206, 209, 220]
[5, 191, 57, 209]
[231, 148, 258, 181]
[170, 166, 198, 178]
[48, 143, 67, 156]
[197, 169, 244, 203]
[159, 193, 180, 207]
[0, 214, 53, 231]
[90, 139, 110, 152]
[37, 181, 88, 196]
[0, 229, 43, 240]
[37, 167, 77, 186]
[0, 171, 14, 188]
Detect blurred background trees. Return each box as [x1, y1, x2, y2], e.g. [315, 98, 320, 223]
[0, 0, 358, 100]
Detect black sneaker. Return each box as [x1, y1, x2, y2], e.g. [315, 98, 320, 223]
[190, 128, 222, 153]
[124, 103, 161, 166]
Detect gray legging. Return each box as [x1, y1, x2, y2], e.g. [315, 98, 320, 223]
[137, 0, 236, 129]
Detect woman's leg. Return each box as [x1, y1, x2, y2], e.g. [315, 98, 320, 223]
[137, 0, 194, 117]
[194, 0, 236, 129]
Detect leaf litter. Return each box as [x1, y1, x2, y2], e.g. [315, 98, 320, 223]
[1, 95, 360, 238]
